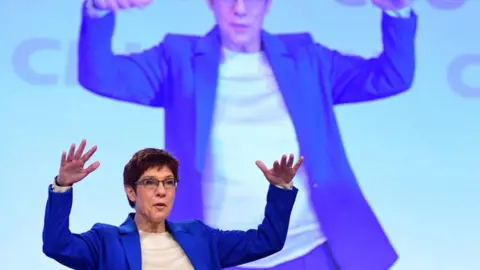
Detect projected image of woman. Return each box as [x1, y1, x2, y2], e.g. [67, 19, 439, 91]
[76, 0, 417, 268]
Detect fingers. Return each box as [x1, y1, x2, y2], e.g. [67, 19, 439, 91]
[67, 143, 75, 161]
[115, 0, 151, 9]
[134, 0, 153, 8]
[278, 153, 303, 171]
[257, 154, 303, 172]
[132, 0, 152, 8]
[293, 156, 305, 171]
[85, 161, 101, 174]
[104, 0, 119, 10]
[60, 151, 66, 167]
[279, 154, 295, 168]
[65, 140, 97, 163]
[81, 145, 98, 162]
[116, 0, 132, 9]
[74, 139, 87, 159]
[95, 0, 152, 11]
[280, 154, 287, 167]
[286, 154, 294, 167]
[273, 160, 280, 171]
[255, 160, 268, 176]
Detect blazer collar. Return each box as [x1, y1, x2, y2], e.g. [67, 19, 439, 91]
[118, 213, 185, 235]
[119, 213, 204, 270]
[191, 25, 294, 172]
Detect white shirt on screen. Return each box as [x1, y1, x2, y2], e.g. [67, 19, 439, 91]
[201, 48, 326, 268]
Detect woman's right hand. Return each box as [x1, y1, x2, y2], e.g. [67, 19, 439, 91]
[57, 139, 100, 186]
[91, 0, 153, 11]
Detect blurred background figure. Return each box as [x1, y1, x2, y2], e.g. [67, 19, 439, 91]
[78, 0, 414, 269]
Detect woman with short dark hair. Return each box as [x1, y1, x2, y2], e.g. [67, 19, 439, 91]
[42, 139, 303, 270]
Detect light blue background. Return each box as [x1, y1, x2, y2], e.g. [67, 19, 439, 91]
[1, 0, 479, 269]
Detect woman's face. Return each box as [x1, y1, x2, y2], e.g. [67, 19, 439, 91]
[125, 166, 177, 225]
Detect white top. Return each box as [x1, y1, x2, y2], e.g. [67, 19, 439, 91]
[51, 184, 195, 269]
[139, 230, 194, 270]
[202, 48, 326, 267]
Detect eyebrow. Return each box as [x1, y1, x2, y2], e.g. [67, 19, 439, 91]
[141, 176, 175, 181]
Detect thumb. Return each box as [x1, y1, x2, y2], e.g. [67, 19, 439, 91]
[255, 160, 269, 176]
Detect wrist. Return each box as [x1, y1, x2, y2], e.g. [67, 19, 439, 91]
[384, 7, 412, 18]
[54, 176, 70, 187]
[52, 176, 72, 193]
[84, 0, 111, 17]
[275, 182, 293, 190]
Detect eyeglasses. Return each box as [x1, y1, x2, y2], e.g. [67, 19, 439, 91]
[135, 178, 178, 190]
[218, 0, 266, 8]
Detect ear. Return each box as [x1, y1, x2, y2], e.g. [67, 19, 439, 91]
[124, 185, 137, 204]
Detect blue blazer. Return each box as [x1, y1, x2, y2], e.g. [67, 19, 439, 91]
[42, 184, 297, 270]
[77, 6, 417, 269]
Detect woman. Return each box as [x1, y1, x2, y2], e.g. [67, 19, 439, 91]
[42, 139, 303, 270]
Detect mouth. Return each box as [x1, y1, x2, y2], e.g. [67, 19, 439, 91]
[153, 203, 167, 210]
[231, 23, 249, 31]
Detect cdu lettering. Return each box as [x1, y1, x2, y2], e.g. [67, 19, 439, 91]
[11, 38, 142, 86]
[335, 0, 466, 9]
[11, 38, 61, 86]
[448, 54, 480, 98]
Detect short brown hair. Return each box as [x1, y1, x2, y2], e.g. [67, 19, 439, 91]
[123, 148, 179, 207]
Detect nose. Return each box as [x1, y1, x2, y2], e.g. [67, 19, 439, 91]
[233, 0, 247, 16]
[154, 184, 167, 197]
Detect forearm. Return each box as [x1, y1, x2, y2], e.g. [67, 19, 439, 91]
[377, 10, 417, 90]
[254, 185, 297, 249]
[43, 184, 78, 253]
[78, 3, 117, 91]
[78, 3, 164, 106]
[43, 184, 97, 268]
[217, 184, 297, 267]
[329, 11, 417, 104]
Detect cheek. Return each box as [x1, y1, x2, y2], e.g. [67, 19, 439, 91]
[167, 192, 176, 205]
[215, 9, 230, 23]
[136, 192, 152, 211]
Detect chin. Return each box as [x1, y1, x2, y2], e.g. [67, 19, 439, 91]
[232, 36, 250, 45]
[150, 211, 169, 222]
[226, 31, 248, 42]
[230, 36, 260, 52]
[150, 215, 167, 224]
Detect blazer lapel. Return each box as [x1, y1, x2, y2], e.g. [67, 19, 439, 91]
[119, 214, 142, 270]
[192, 27, 222, 172]
[167, 221, 205, 269]
[118, 216, 205, 270]
[191, 29, 306, 171]
[261, 31, 305, 135]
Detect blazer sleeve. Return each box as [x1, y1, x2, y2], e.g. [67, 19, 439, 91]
[318, 11, 417, 105]
[77, 4, 169, 107]
[42, 185, 101, 269]
[205, 184, 297, 268]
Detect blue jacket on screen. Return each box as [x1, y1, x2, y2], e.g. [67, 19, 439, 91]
[42, 184, 297, 270]
[76, 5, 417, 270]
